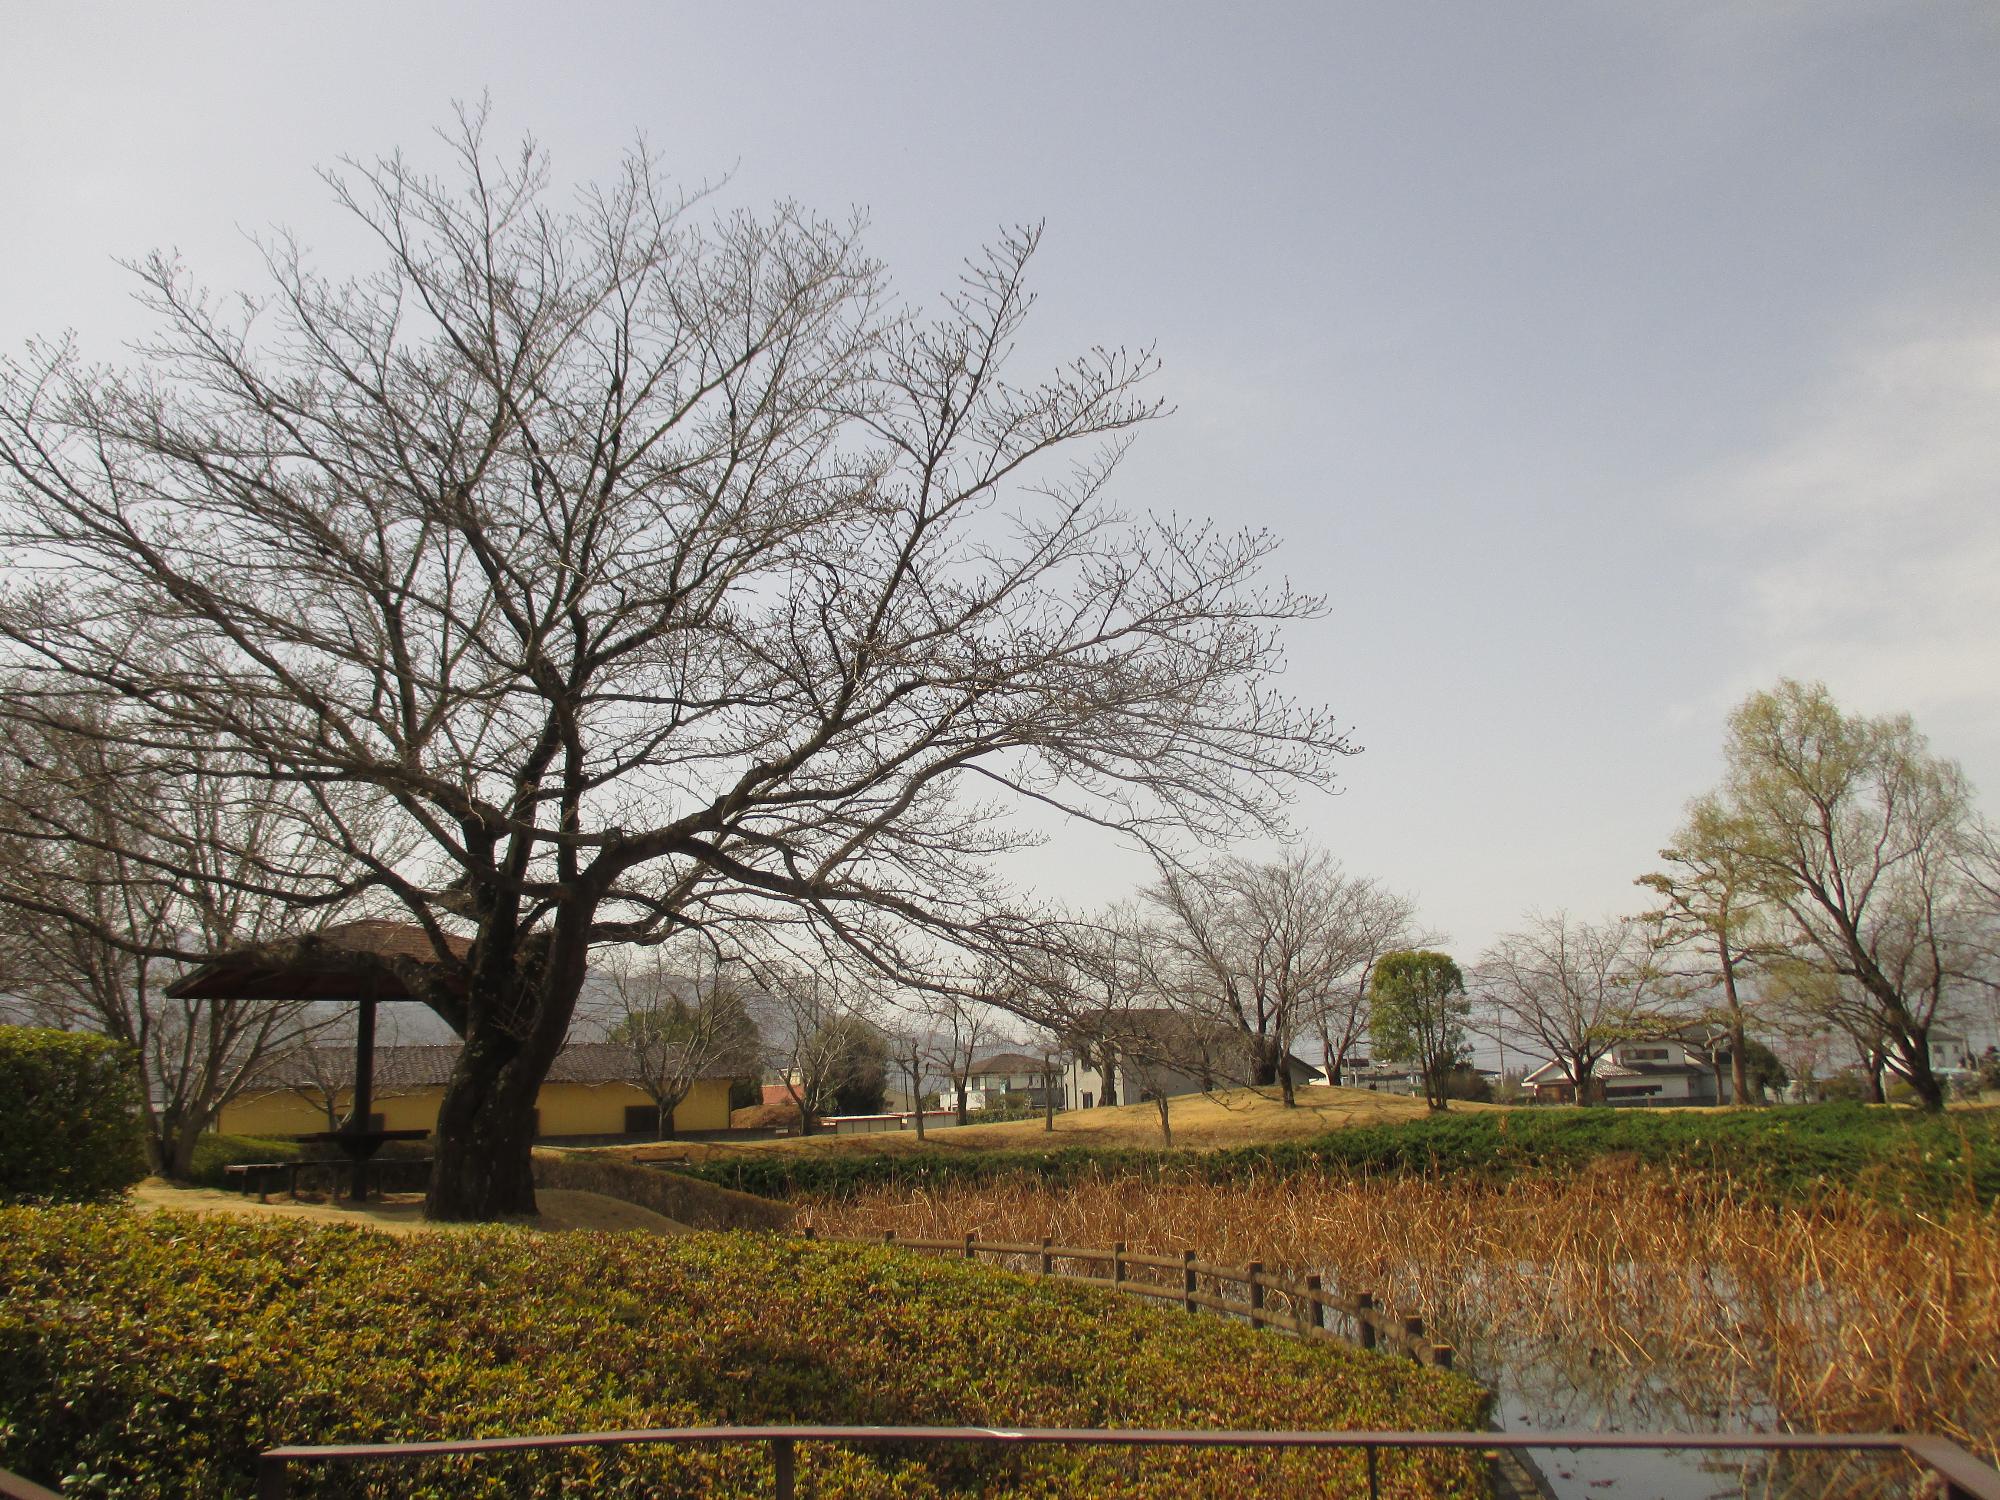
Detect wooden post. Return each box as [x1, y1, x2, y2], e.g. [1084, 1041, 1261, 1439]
[881, 1230, 895, 1245]
[1246, 1261, 1264, 1329]
[962, 1232, 976, 1261]
[1112, 1241, 1126, 1286]
[1356, 1291, 1377, 1350]
[771, 1435, 795, 1500]
[1182, 1250, 1197, 1313]
[256, 1456, 289, 1500]
[1402, 1314, 1425, 1362]
[1040, 1237, 1054, 1276]
[1304, 1273, 1326, 1333]
[799, 1225, 815, 1241]
[1432, 1345, 1455, 1371]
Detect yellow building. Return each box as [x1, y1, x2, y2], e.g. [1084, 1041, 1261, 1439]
[218, 1041, 735, 1140]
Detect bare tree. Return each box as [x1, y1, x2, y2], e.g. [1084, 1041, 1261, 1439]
[1142, 848, 1420, 1104]
[922, 987, 997, 1125]
[603, 942, 760, 1138]
[752, 961, 888, 1136]
[0, 112, 1350, 1217]
[0, 725, 329, 1176]
[1475, 912, 1671, 1105]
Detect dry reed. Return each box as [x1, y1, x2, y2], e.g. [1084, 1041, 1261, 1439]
[801, 1164, 2000, 1476]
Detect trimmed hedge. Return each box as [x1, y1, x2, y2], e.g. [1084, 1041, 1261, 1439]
[0, 1027, 146, 1203]
[0, 1209, 1488, 1498]
[676, 1103, 2000, 1213]
[186, 1133, 311, 1188]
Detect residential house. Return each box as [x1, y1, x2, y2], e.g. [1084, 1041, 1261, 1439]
[962, 1050, 1065, 1110]
[1522, 1034, 1735, 1107]
[218, 1041, 735, 1139]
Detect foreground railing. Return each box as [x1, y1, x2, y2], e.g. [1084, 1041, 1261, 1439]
[250, 1425, 2000, 1499]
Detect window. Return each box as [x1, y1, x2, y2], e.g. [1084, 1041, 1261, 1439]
[624, 1105, 662, 1135]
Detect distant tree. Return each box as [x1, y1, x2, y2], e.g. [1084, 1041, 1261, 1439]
[922, 989, 996, 1126]
[1702, 681, 1989, 1111]
[1368, 950, 1470, 1112]
[0, 721, 329, 1177]
[1143, 849, 1421, 1106]
[1638, 795, 1783, 1108]
[1476, 912, 1670, 1106]
[604, 945, 761, 1138]
[824, 1015, 889, 1115]
[754, 966, 886, 1133]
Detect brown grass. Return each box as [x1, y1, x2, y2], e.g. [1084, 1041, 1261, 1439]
[580, 1084, 1495, 1168]
[800, 1166, 2000, 1470]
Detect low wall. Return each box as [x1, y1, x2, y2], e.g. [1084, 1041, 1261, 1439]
[531, 1149, 793, 1233]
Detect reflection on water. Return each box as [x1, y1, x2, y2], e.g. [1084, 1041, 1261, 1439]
[1349, 1262, 1916, 1500]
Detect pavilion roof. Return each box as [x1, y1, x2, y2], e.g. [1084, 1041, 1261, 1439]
[164, 919, 471, 1003]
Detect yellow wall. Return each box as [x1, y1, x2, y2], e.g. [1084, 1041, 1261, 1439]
[218, 1077, 733, 1138]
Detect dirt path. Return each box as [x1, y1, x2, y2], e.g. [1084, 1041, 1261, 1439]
[132, 1180, 691, 1237]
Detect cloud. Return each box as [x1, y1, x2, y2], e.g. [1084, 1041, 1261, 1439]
[1704, 316, 2000, 738]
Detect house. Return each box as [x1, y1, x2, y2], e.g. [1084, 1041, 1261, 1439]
[962, 1050, 1065, 1109]
[1340, 1057, 1497, 1097]
[217, 1041, 736, 1139]
[1522, 1035, 1735, 1107]
[1887, 1028, 1977, 1080]
[1064, 1009, 1323, 1108]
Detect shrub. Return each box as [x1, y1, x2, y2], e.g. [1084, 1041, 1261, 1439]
[0, 1208, 1487, 1497]
[0, 1027, 146, 1203]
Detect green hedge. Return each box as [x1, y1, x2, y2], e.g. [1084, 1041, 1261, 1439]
[0, 1027, 146, 1203]
[0, 1209, 1487, 1498]
[678, 1103, 2000, 1213]
[186, 1133, 311, 1188]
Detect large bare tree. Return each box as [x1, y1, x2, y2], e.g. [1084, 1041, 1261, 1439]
[0, 113, 1348, 1217]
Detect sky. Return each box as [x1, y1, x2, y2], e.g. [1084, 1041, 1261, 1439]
[4, 2, 1998, 969]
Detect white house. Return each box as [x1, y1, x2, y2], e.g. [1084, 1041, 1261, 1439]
[961, 1050, 1064, 1110]
[1522, 1035, 1736, 1107]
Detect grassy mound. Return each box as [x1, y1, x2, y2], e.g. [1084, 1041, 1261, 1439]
[0, 1208, 1487, 1498]
[677, 1103, 2000, 1213]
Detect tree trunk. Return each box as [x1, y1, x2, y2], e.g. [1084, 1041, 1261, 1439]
[1719, 948, 1750, 1107]
[1154, 1090, 1172, 1147]
[427, 1019, 559, 1221]
[1861, 1047, 1887, 1104]
[1892, 1030, 1946, 1112]
[955, 1079, 969, 1126]
[1250, 1034, 1280, 1088]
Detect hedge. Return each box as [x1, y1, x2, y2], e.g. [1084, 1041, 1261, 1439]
[0, 1209, 1489, 1498]
[674, 1103, 2000, 1213]
[0, 1027, 146, 1203]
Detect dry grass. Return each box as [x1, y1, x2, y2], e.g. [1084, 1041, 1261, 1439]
[131, 1179, 690, 1236]
[584, 1085, 1494, 1167]
[802, 1166, 2000, 1471]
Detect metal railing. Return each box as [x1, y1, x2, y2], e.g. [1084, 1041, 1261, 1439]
[252, 1424, 2000, 1499]
[814, 1227, 1458, 1366]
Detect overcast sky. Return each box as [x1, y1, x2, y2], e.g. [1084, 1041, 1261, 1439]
[5, 2, 1997, 964]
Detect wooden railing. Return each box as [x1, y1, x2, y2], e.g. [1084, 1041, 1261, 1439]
[808, 1228, 1456, 1368]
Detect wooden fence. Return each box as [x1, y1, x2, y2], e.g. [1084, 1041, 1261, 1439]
[808, 1229, 1455, 1369]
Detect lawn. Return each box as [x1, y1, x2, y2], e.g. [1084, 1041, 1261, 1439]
[0, 1207, 1489, 1498]
[586, 1084, 1489, 1167]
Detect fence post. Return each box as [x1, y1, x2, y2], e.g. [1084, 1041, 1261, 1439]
[1356, 1291, 1377, 1350]
[881, 1230, 895, 1246]
[255, 1456, 289, 1500]
[1040, 1236, 1054, 1276]
[963, 1232, 977, 1260]
[1182, 1250, 1197, 1313]
[800, 1225, 815, 1241]
[1304, 1273, 1325, 1333]
[1246, 1261, 1264, 1329]
[1432, 1345, 1455, 1371]
[1112, 1241, 1126, 1286]
[1366, 1443, 1380, 1500]
[771, 1435, 795, 1500]
[1402, 1315, 1425, 1362]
